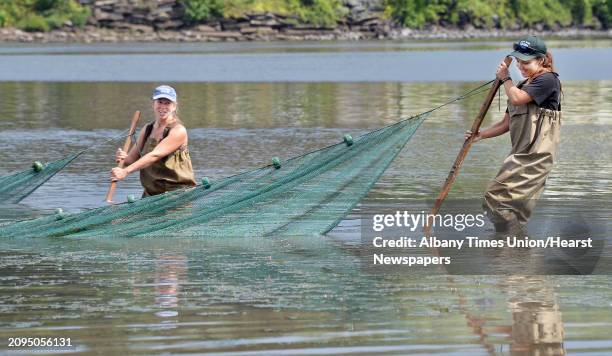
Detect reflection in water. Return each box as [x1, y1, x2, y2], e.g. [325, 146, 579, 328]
[505, 277, 565, 356]
[0, 78, 610, 354]
[0, 234, 611, 354]
[0, 81, 609, 213]
[0, 81, 610, 131]
[451, 276, 566, 356]
[153, 253, 187, 319]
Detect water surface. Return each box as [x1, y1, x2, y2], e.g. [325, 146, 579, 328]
[1, 40, 611, 81]
[0, 41, 611, 355]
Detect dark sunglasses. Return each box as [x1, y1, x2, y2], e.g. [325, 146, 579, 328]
[513, 41, 545, 56]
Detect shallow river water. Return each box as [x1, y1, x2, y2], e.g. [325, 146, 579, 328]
[0, 40, 611, 355]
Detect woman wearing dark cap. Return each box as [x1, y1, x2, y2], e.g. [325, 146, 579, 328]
[111, 85, 196, 197]
[467, 36, 562, 231]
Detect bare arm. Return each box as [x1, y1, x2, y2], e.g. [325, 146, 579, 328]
[117, 129, 146, 166]
[502, 81, 533, 106]
[480, 112, 510, 139]
[111, 125, 187, 181]
[496, 60, 533, 106]
[465, 112, 509, 142]
[125, 125, 187, 173]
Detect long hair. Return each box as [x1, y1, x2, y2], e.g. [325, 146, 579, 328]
[171, 104, 182, 124]
[541, 51, 555, 73]
[538, 50, 563, 96]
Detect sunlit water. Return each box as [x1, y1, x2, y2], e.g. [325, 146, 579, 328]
[0, 41, 611, 355]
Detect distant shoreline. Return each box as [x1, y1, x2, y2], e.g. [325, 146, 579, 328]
[1, 26, 611, 44]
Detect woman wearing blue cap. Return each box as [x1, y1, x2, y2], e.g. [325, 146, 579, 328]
[111, 85, 196, 196]
[467, 36, 562, 231]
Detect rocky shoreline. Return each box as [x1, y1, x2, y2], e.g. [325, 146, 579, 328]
[1, 25, 611, 43]
[1, 0, 611, 44]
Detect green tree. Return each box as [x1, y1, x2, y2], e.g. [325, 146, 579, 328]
[591, 0, 611, 27]
[383, 0, 611, 29]
[384, 0, 446, 28]
[181, 0, 224, 25]
[0, 0, 90, 31]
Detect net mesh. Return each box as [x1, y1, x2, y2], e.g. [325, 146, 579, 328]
[0, 153, 83, 204]
[0, 114, 427, 238]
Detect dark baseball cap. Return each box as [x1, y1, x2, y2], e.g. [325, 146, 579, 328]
[509, 35, 547, 61]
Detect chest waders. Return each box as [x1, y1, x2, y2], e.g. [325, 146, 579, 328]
[483, 99, 561, 230]
[139, 122, 197, 197]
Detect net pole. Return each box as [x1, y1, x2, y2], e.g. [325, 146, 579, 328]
[424, 57, 513, 236]
[105, 110, 141, 203]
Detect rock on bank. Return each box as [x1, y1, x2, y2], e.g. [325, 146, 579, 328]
[1, 0, 611, 43]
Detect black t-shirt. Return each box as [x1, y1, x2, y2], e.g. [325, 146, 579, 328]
[518, 72, 562, 111]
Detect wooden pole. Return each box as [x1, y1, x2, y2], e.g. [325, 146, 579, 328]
[105, 111, 141, 203]
[424, 57, 513, 235]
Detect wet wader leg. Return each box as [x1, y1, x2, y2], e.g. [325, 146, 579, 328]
[483, 106, 561, 231]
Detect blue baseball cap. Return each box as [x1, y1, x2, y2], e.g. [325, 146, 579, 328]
[152, 85, 177, 102]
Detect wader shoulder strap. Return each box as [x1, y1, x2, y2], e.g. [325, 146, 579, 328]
[140, 122, 172, 153]
[139, 122, 154, 154]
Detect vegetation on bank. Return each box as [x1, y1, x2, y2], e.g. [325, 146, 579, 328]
[181, 0, 347, 27]
[385, 0, 612, 30]
[1, 0, 611, 32]
[180, 0, 612, 29]
[0, 0, 90, 32]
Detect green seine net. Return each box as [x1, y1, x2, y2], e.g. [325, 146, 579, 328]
[0, 114, 427, 238]
[0, 153, 83, 204]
